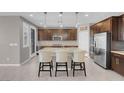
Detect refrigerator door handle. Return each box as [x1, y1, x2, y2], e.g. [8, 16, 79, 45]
[94, 41, 96, 47]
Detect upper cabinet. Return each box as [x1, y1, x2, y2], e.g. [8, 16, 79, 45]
[90, 17, 120, 41]
[38, 29, 77, 41]
[67, 29, 77, 40]
[90, 18, 112, 34]
[118, 15, 124, 41]
[96, 19, 111, 32]
[111, 17, 120, 41]
[112, 15, 124, 41]
[102, 19, 111, 32]
[90, 15, 124, 41]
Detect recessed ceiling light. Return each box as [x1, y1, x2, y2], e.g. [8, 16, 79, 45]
[29, 14, 33, 17]
[84, 14, 89, 17]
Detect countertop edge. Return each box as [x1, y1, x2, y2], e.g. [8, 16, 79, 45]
[111, 51, 124, 56]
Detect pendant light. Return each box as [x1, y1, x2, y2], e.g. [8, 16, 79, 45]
[58, 12, 63, 28]
[44, 12, 47, 28]
[75, 12, 79, 28]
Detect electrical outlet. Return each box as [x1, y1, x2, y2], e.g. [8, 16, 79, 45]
[14, 43, 18, 46]
[9, 43, 14, 46]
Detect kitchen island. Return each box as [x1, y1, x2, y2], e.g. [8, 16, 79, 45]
[38, 41, 78, 48]
[39, 47, 82, 52]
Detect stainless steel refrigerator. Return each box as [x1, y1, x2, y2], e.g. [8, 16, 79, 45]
[94, 32, 111, 69]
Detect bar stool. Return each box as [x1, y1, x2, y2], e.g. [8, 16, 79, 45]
[38, 51, 53, 77]
[55, 51, 69, 77]
[71, 51, 86, 77]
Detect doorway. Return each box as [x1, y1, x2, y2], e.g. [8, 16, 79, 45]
[30, 26, 37, 57]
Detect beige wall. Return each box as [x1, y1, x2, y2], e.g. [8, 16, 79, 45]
[0, 16, 37, 65]
[0, 16, 20, 64]
[78, 25, 90, 53]
[19, 17, 32, 64]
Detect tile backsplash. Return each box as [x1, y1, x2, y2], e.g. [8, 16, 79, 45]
[112, 41, 124, 50]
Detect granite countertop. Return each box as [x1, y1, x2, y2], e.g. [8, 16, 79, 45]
[111, 51, 124, 55]
[39, 47, 83, 52]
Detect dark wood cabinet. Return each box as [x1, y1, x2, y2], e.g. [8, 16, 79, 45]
[38, 29, 77, 41]
[90, 17, 117, 33]
[111, 53, 124, 76]
[68, 29, 77, 40]
[117, 16, 124, 41]
[111, 15, 124, 41]
[90, 17, 120, 41]
[102, 19, 111, 32]
[95, 19, 111, 32]
[90, 14, 124, 73]
[90, 16, 124, 58]
[90, 14, 124, 41]
[111, 17, 120, 41]
[118, 17, 122, 41]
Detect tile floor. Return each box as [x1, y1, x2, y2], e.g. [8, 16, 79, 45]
[0, 56, 124, 81]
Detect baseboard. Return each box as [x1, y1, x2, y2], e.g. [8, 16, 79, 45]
[0, 64, 20, 66]
[21, 58, 31, 65]
[0, 58, 32, 66]
[0, 55, 36, 66]
[21, 55, 36, 65]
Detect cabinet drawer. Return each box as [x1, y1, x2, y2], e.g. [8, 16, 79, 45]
[111, 53, 124, 76]
[112, 53, 121, 57]
[111, 53, 124, 58]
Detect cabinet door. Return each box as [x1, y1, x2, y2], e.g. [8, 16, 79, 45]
[103, 19, 111, 32]
[116, 16, 124, 41]
[38, 29, 48, 40]
[121, 16, 124, 40]
[111, 55, 121, 73]
[38, 30, 44, 40]
[118, 17, 123, 41]
[71, 29, 77, 40]
[119, 58, 124, 75]
[47, 30, 52, 40]
[96, 25, 101, 33]
[111, 53, 124, 76]
[120, 17, 124, 40]
[67, 29, 77, 40]
[112, 17, 119, 41]
[111, 56, 116, 70]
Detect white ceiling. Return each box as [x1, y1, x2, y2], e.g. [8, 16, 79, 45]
[0, 12, 123, 27]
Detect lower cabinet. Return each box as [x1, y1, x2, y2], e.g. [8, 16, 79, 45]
[111, 53, 124, 76]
